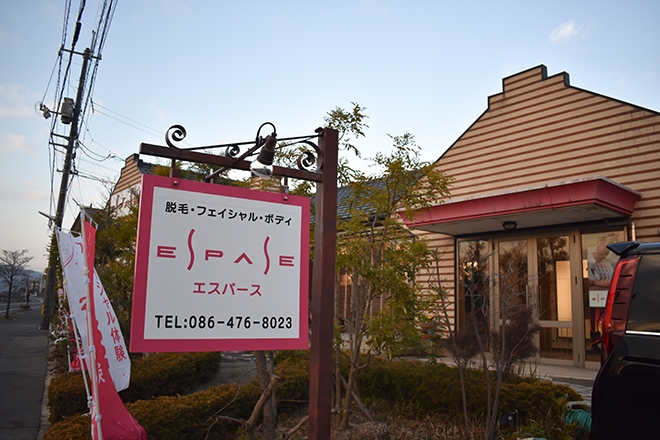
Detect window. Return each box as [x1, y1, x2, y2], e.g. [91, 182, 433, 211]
[457, 240, 490, 329]
[627, 254, 660, 334]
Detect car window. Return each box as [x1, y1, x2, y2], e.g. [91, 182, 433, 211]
[627, 253, 660, 333]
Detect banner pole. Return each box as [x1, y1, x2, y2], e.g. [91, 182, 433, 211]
[81, 211, 103, 440]
[62, 278, 92, 408]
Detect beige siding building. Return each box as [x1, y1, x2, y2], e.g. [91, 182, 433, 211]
[403, 65, 660, 370]
[110, 154, 155, 215]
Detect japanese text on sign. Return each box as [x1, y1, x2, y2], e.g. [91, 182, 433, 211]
[164, 201, 293, 226]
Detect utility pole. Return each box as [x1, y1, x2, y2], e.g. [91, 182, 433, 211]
[40, 48, 92, 331]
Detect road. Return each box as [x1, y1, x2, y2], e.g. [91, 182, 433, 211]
[0, 302, 49, 440]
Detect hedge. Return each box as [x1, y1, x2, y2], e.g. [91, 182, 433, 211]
[358, 357, 581, 420]
[44, 382, 261, 440]
[48, 352, 222, 424]
[46, 353, 582, 439]
[45, 354, 308, 440]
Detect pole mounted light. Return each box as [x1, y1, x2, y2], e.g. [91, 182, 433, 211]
[139, 122, 338, 440]
[36, 98, 76, 124]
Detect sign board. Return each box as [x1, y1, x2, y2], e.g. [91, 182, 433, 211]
[589, 290, 607, 308]
[130, 174, 310, 352]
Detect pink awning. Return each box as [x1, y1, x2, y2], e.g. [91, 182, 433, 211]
[401, 176, 640, 236]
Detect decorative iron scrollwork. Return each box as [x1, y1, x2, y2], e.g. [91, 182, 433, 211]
[166, 125, 186, 149]
[162, 122, 325, 179]
[295, 140, 324, 173]
[221, 144, 241, 159]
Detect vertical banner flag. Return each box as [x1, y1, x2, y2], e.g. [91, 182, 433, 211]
[56, 229, 131, 391]
[82, 220, 147, 440]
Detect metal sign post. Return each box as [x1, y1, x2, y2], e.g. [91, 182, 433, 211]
[137, 124, 338, 440]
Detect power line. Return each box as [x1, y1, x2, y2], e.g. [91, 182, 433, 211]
[77, 149, 120, 172]
[92, 101, 162, 137]
[81, 0, 118, 141]
[90, 101, 195, 148]
[92, 106, 163, 140]
[40, 57, 61, 106]
[75, 169, 114, 184]
[78, 140, 119, 163]
[44, 0, 119, 216]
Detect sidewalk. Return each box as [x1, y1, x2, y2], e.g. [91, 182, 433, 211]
[430, 356, 597, 403]
[0, 306, 49, 440]
[532, 362, 597, 403]
[533, 362, 597, 383]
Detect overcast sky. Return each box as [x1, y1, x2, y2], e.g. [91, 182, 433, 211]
[1, 0, 659, 271]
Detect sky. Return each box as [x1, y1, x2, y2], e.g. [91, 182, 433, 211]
[1, 0, 659, 272]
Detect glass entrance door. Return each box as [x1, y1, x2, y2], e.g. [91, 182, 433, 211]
[463, 230, 627, 368]
[495, 234, 579, 364]
[536, 236, 573, 361]
[535, 231, 628, 365]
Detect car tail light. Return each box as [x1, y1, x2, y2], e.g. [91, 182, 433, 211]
[601, 255, 641, 363]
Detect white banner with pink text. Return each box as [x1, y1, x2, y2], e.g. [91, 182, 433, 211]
[56, 229, 131, 391]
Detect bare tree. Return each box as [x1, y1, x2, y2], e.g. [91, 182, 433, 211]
[436, 245, 488, 440]
[434, 240, 541, 440]
[1, 249, 33, 319]
[253, 350, 277, 440]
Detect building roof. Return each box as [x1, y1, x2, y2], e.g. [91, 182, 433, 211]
[335, 179, 386, 221]
[69, 206, 106, 233]
[111, 154, 156, 197]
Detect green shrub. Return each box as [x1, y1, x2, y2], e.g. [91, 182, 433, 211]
[499, 380, 581, 422]
[359, 358, 581, 423]
[46, 352, 312, 439]
[273, 354, 310, 413]
[45, 382, 261, 440]
[120, 352, 222, 401]
[48, 352, 221, 424]
[359, 358, 480, 416]
[43, 414, 90, 440]
[274, 349, 310, 365]
[47, 371, 91, 424]
[128, 382, 260, 439]
[46, 353, 583, 439]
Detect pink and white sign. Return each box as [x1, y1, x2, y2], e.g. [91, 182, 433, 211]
[130, 175, 310, 352]
[56, 229, 131, 391]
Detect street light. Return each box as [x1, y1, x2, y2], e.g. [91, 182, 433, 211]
[38, 211, 57, 229]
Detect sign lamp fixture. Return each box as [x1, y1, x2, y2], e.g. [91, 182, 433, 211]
[250, 133, 277, 178]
